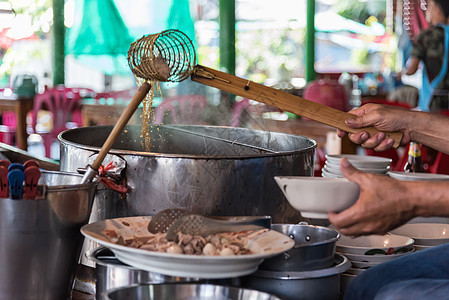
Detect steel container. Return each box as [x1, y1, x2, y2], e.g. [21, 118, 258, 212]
[260, 223, 340, 271]
[87, 247, 202, 300]
[104, 283, 282, 300]
[241, 254, 351, 300]
[59, 125, 316, 223]
[0, 171, 98, 300]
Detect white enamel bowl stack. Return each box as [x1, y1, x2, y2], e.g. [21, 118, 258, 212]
[390, 223, 449, 251]
[322, 155, 392, 178]
[336, 234, 415, 282]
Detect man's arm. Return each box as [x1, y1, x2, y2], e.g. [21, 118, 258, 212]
[328, 158, 449, 236]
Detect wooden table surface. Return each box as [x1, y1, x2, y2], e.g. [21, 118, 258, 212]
[0, 93, 34, 151]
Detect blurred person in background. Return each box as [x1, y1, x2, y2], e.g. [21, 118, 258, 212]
[329, 102, 449, 299]
[399, 0, 449, 112]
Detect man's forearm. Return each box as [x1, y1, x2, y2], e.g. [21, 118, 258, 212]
[410, 111, 449, 154]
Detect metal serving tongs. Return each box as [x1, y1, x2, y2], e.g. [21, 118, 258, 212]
[165, 214, 266, 241]
[130, 30, 404, 148]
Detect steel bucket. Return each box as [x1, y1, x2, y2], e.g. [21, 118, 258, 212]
[0, 171, 98, 300]
[58, 124, 316, 223]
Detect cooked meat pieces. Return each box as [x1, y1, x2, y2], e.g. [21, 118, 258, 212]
[105, 229, 264, 256]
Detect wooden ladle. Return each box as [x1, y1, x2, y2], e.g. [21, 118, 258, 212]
[129, 30, 403, 148]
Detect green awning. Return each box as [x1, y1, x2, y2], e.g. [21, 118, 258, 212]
[66, 0, 133, 75]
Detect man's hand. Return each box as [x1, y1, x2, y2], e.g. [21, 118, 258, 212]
[328, 158, 416, 236]
[337, 104, 412, 151]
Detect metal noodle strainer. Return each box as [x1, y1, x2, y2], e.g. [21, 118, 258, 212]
[81, 32, 187, 183]
[128, 29, 404, 148]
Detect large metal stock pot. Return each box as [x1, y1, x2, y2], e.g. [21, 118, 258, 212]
[59, 125, 316, 223]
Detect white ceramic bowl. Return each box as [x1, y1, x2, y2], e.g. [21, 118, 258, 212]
[350, 260, 379, 269]
[324, 163, 389, 175]
[274, 176, 359, 219]
[325, 155, 392, 169]
[388, 171, 449, 181]
[389, 223, 449, 246]
[336, 234, 414, 255]
[337, 248, 414, 263]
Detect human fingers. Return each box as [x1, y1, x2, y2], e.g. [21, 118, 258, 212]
[337, 129, 347, 138]
[358, 132, 386, 149]
[372, 138, 395, 152]
[347, 131, 371, 145]
[345, 110, 385, 129]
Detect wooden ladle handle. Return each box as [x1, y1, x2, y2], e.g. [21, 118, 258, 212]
[91, 82, 151, 171]
[191, 66, 403, 148]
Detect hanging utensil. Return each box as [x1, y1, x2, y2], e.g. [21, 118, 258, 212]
[8, 168, 25, 200]
[24, 166, 41, 199]
[165, 214, 265, 241]
[129, 29, 403, 148]
[24, 160, 40, 169]
[0, 165, 8, 198]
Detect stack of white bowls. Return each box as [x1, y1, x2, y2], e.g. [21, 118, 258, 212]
[390, 223, 449, 251]
[336, 234, 415, 288]
[322, 155, 392, 178]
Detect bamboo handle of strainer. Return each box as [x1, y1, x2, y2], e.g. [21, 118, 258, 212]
[191, 65, 403, 148]
[91, 82, 151, 171]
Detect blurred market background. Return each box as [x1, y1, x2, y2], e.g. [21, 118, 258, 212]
[0, 0, 425, 162]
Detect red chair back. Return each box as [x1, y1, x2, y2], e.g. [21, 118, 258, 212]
[303, 79, 348, 111]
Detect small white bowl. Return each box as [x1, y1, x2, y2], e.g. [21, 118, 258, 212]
[388, 171, 449, 181]
[336, 234, 414, 255]
[274, 176, 359, 219]
[337, 248, 414, 263]
[324, 163, 389, 175]
[350, 260, 379, 269]
[389, 223, 449, 246]
[325, 155, 392, 169]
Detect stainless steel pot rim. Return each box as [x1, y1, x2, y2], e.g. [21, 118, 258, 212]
[58, 125, 317, 159]
[272, 224, 341, 247]
[251, 254, 350, 279]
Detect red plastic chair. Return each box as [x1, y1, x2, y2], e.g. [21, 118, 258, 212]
[303, 79, 348, 112]
[154, 95, 208, 125]
[94, 89, 135, 104]
[30, 86, 89, 158]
